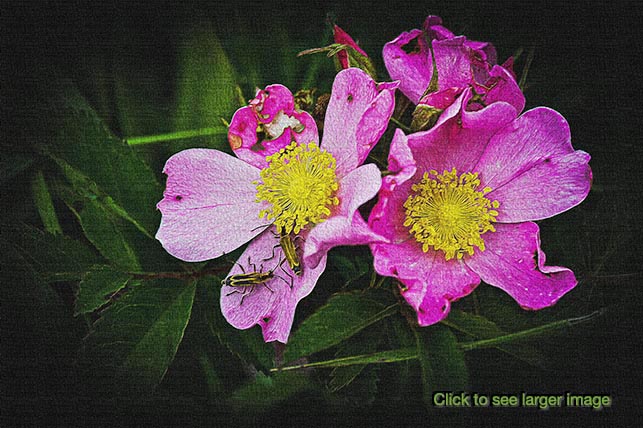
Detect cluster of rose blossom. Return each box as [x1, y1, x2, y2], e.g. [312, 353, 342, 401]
[156, 16, 592, 343]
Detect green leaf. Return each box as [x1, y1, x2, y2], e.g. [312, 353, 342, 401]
[5, 223, 100, 282]
[79, 278, 196, 396]
[31, 170, 62, 235]
[173, 24, 238, 150]
[45, 84, 162, 236]
[227, 371, 314, 414]
[74, 265, 131, 315]
[197, 277, 274, 372]
[284, 292, 399, 363]
[328, 326, 382, 392]
[443, 309, 546, 367]
[274, 347, 417, 372]
[74, 199, 141, 271]
[326, 247, 371, 288]
[415, 325, 468, 406]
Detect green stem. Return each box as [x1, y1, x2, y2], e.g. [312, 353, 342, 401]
[459, 310, 603, 351]
[125, 127, 228, 146]
[271, 347, 418, 372]
[390, 117, 412, 133]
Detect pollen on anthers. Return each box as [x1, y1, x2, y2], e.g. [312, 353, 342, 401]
[255, 142, 339, 234]
[403, 167, 500, 260]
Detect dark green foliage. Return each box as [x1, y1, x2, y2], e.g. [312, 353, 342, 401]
[78, 278, 196, 396]
[75, 265, 131, 315]
[284, 291, 398, 363]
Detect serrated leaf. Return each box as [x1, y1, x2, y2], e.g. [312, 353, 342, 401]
[75, 265, 131, 315]
[284, 292, 399, 363]
[443, 309, 546, 367]
[79, 278, 196, 396]
[173, 24, 237, 151]
[74, 199, 141, 271]
[45, 84, 162, 236]
[5, 223, 100, 282]
[416, 325, 468, 406]
[227, 371, 314, 414]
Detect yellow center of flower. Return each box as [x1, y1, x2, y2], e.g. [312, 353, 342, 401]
[255, 142, 339, 234]
[403, 168, 500, 260]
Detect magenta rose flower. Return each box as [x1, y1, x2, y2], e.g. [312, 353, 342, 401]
[156, 68, 398, 342]
[383, 15, 524, 114]
[368, 88, 592, 326]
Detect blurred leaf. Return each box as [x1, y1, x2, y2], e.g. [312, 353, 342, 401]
[227, 371, 314, 414]
[415, 325, 468, 406]
[45, 84, 162, 236]
[79, 278, 196, 396]
[73, 199, 141, 271]
[0, 153, 33, 184]
[198, 277, 274, 372]
[31, 170, 62, 235]
[0, 236, 83, 417]
[329, 326, 382, 392]
[5, 223, 100, 282]
[284, 292, 399, 363]
[275, 347, 417, 371]
[74, 265, 131, 315]
[443, 309, 546, 367]
[173, 24, 238, 151]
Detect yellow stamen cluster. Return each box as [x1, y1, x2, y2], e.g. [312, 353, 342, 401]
[403, 168, 499, 260]
[255, 142, 339, 234]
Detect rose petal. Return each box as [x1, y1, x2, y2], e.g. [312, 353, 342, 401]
[221, 229, 327, 343]
[465, 222, 578, 310]
[479, 65, 525, 114]
[475, 107, 592, 221]
[253, 84, 295, 123]
[305, 164, 385, 268]
[490, 150, 591, 222]
[371, 238, 480, 326]
[432, 36, 478, 90]
[156, 149, 269, 262]
[405, 90, 516, 175]
[322, 68, 397, 176]
[383, 29, 431, 104]
[229, 86, 319, 170]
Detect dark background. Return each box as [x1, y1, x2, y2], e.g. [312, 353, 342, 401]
[2, 0, 642, 426]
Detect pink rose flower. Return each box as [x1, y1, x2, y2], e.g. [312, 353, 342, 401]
[383, 15, 524, 114]
[368, 88, 592, 326]
[156, 68, 398, 342]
